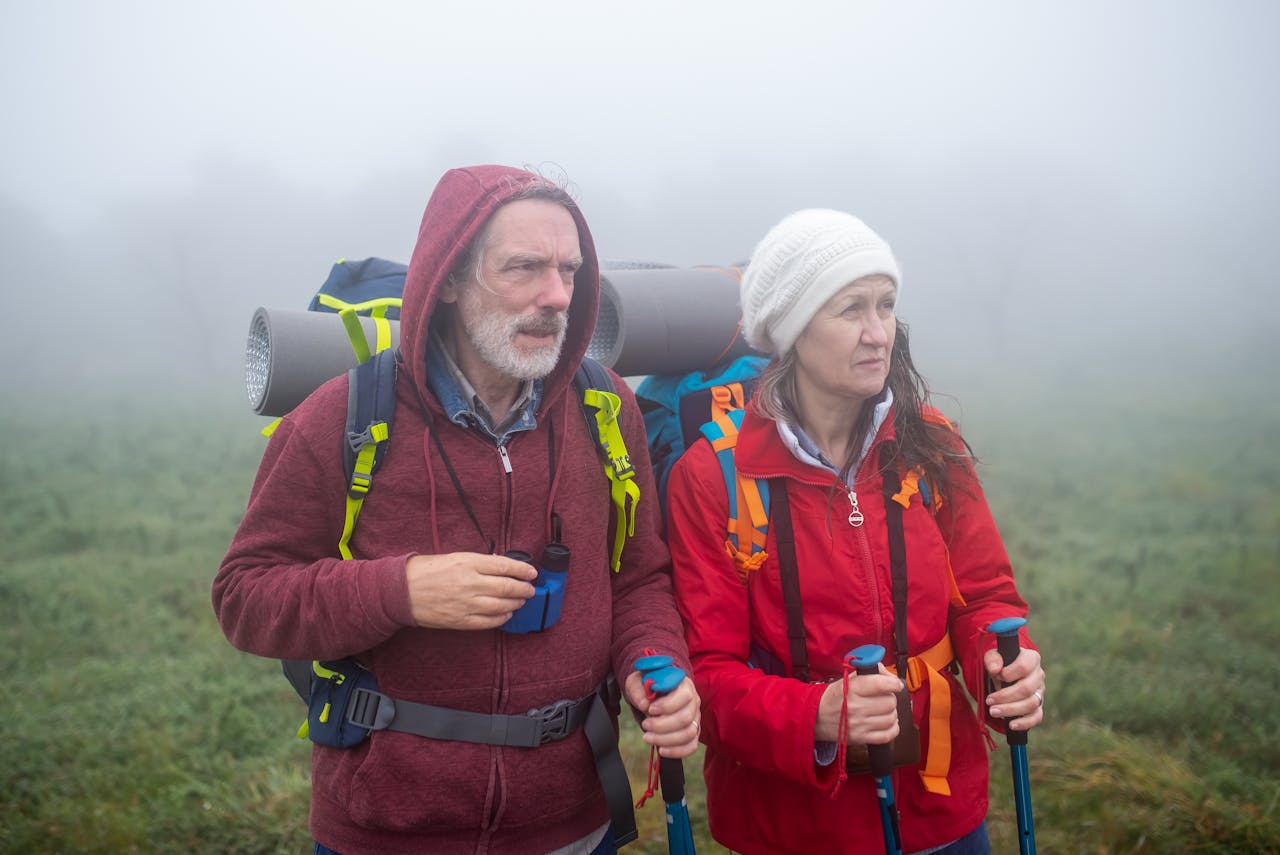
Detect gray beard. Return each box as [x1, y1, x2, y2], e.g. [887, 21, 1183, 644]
[461, 305, 569, 381]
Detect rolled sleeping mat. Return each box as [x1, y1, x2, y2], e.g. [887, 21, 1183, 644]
[244, 266, 758, 416]
[587, 265, 756, 376]
[245, 307, 401, 417]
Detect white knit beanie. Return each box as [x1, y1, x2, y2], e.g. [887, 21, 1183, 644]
[740, 209, 902, 356]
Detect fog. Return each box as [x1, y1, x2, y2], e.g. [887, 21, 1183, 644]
[2, 0, 1276, 412]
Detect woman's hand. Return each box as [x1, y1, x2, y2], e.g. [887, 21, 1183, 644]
[984, 647, 1045, 731]
[815, 664, 904, 745]
[625, 671, 702, 759]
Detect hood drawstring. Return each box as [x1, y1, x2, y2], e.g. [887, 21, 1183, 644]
[544, 391, 572, 538]
[421, 425, 442, 554]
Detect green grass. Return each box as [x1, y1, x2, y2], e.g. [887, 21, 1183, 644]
[2, 383, 1277, 853]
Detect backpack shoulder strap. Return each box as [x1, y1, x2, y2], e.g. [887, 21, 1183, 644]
[574, 357, 639, 573]
[698, 397, 770, 580]
[878, 444, 911, 678]
[767, 478, 809, 682]
[337, 347, 398, 559]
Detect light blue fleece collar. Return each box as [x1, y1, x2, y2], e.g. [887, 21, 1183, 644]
[776, 388, 894, 481]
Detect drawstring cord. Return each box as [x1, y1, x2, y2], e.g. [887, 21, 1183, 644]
[635, 647, 662, 809]
[830, 658, 854, 800]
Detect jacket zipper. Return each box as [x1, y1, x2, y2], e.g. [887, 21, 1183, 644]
[846, 489, 865, 527]
[846, 475, 883, 646]
[489, 442, 514, 840]
[497, 443, 513, 552]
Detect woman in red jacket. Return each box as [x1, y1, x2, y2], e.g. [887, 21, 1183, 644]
[667, 209, 1045, 854]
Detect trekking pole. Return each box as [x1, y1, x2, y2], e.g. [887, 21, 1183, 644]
[987, 617, 1037, 855]
[846, 645, 903, 855]
[634, 655, 698, 855]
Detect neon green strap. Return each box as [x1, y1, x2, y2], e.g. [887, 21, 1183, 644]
[333, 301, 399, 363]
[582, 389, 640, 573]
[339, 308, 373, 363]
[371, 304, 393, 353]
[314, 294, 403, 314]
[260, 417, 282, 438]
[337, 421, 390, 559]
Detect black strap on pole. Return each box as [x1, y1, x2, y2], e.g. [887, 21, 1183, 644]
[769, 479, 810, 683]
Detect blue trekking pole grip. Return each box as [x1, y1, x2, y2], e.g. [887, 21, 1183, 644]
[846, 645, 903, 855]
[634, 655, 697, 855]
[987, 617, 1037, 855]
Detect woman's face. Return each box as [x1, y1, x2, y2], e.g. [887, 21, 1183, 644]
[792, 274, 897, 407]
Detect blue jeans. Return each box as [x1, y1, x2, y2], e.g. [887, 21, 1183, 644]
[919, 820, 991, 855]
[315, 826, 618, 855]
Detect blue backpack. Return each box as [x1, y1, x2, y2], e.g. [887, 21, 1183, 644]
[634, 354, 769, 533]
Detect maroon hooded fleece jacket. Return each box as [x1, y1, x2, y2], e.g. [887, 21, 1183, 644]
[213, 165, 689, 854]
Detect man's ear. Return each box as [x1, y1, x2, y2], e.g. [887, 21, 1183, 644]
[439, 277, 460, 304]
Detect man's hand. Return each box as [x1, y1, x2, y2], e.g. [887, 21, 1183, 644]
[405, 552, 537, 630]
[625, 670, 702, 759]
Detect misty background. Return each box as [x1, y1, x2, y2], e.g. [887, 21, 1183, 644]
[1, 0, 1276, 413]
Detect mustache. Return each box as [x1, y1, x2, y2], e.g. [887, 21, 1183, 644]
[515, 310, 568, 337]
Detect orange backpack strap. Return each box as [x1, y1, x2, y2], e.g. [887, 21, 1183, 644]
[698, 391, 769, 582]
[889, 633, 957, 796]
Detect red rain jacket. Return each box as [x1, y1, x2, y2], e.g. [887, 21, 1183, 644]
[668, 404, 1031, 854]
[213, 165, 688, 854]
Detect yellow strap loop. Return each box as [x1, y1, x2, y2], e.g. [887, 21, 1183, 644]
[374, 313, 392, 353]
[583, 388, 639, 573]
[338, 495, 363, 560]
[338, 307, 373, 363]
[315, 294, 403, 314]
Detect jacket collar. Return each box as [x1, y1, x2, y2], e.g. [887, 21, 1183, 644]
[736, 394, 896, 487]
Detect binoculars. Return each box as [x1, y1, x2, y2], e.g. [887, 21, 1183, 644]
[501, 544, 570, 634]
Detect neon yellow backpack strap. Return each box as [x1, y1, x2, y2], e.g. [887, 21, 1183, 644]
[316, 295, 403, 363]
[582, 387, 640, 572]
[337, 419, 390, 560]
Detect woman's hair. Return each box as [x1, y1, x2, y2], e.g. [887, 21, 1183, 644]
[752, 320, 975, 496]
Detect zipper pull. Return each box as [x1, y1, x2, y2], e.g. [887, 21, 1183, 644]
[498, 445, 513, 474]
[847, 490, 864, 527]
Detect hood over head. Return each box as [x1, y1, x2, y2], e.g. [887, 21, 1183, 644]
[398, 165, 601, 406]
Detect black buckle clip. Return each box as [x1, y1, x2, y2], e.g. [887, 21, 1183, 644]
[347, 687, 396, 732]
[531, 698, 575, 745]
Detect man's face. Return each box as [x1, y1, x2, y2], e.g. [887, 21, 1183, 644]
[443, 198, 582, 381]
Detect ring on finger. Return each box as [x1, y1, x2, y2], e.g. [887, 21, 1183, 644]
[1033, 689, 1044, 707]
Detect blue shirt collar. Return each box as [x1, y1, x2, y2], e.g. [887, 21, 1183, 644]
[425, 336, 542, 444]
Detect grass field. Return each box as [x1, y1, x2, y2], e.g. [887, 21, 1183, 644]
[2, 378, 1277, 854]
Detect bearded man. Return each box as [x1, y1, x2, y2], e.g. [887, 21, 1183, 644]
[213, 165, 699, 855]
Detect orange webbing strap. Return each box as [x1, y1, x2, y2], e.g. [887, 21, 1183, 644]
[708, 383, 744, 438]
[888, 632, 956, 796]
[700, 394, 770, 580]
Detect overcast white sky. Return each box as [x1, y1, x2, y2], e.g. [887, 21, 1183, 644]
[1, 0, 1277, 400]
[5, 1, 1275, 227]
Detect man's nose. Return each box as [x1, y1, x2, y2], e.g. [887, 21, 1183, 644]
[536, 268, 573, 312]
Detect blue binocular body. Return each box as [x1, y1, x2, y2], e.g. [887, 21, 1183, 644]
[501, 544, 570, 634]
